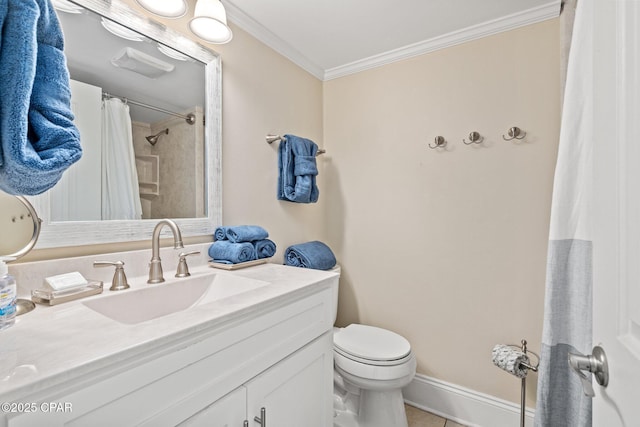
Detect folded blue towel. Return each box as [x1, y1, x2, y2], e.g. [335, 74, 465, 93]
[214, 226, 228, 241]
[254, 239, 276, 259]
[277, 134, 319, 203]
[226, 225, 269, 243]
[0, 0, 82, 195]
[284, 241, 336, 270]
[208, 241, 257, 264]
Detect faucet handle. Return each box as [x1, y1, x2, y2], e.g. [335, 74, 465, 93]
[176, 251, 200, 278]
[94, 260, 130, 291]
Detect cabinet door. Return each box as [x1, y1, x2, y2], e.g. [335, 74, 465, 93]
[178, 387, 246, 427]
[246, 332, 333, 427]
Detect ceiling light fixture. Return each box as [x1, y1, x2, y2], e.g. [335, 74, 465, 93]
[134, 0, 232, 44]
[157, 43, 192, 62]
[101, 18, 145, 42]
[189, 0, 233, 44]
[134, 0, 188, 19]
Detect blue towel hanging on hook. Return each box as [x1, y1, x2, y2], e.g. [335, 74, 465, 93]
[277, 134, 319, 203]
[0, 0, 82, 195]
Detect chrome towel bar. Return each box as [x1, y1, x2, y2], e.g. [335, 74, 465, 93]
[266, 135, 326, 156]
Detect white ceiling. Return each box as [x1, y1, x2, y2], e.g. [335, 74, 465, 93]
[224, 0, 561, 80]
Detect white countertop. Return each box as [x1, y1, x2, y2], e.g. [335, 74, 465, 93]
[1, 249, 338, 402]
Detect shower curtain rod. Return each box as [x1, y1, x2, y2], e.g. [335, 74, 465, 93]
[102, 92, 196, 125]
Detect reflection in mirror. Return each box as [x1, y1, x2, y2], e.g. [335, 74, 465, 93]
[54, 3, 206, 221]
[29, 0, 221, 248]
[0, 192, 41, 258]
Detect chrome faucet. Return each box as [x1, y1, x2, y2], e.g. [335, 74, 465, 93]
[148, 219, 184, 284]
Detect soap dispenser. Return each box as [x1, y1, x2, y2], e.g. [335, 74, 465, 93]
[0, 257, 17, 330]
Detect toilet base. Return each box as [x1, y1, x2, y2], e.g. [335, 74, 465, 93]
[333, 388, 409, 427]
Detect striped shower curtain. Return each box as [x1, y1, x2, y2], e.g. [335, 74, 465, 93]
[534, 0, 593, 426]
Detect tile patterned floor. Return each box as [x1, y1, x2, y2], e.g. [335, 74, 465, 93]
[405, 404, 467, 427]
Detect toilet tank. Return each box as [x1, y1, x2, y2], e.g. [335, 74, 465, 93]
[330, 265, 341, 324]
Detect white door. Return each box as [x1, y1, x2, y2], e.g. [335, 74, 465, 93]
[592, 0, 640, 425]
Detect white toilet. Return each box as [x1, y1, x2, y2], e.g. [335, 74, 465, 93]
[330, 266, 416, 427]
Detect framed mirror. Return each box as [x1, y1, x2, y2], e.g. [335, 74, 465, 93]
[29, 0, 221, 248]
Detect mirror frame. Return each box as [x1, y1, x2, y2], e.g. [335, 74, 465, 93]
[29, 0, 222, 248]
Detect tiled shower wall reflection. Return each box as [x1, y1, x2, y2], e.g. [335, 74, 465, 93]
[132, 106, 205, 219]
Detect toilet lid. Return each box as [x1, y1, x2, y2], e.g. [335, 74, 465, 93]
[334, 324, 411, 362]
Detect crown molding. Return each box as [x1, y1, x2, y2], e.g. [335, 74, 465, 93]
[225, 1, 560, 82]
[324, 1, 560, 80]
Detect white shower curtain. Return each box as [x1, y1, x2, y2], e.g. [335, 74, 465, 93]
[535, 0, 593, 425]
[101, 98, 142, 220]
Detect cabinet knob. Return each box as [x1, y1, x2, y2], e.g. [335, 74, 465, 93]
[253, 407, 266, 426]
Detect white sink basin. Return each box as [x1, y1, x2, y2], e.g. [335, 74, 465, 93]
[82, 273, 268, 325]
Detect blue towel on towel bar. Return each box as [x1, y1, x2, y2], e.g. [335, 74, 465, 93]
[225, 225, 269, 243]
[277, 134, 319, 203]
[284, 241, 336, 270]
[0, 0, 82, 195]
[208, 241, 257, 264]
[254, 239, 276, 259]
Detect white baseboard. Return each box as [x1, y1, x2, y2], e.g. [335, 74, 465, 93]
[403, 374, 535, 427]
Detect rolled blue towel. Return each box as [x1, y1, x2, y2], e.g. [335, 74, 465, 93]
[226, 225, 269, 243]
[277, 134, 319, 203]
[214, 226, 228, 241]
[254, 239, 276, 259]
[0, 0, 82, 195]
[284, 241, 336, 270]
[208, 241, 257, 264]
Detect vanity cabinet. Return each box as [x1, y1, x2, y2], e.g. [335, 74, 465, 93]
[180, 333, 332, 427]
[5, 286, 334, 427]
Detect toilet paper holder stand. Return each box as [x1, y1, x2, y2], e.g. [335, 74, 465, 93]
[505, 339, 540, 427]
[494, 339, 540, 427]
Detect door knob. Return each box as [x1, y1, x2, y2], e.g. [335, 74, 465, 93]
[568, 345, 609, 397]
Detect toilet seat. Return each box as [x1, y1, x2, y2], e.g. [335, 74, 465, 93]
[333, 324, 415, 382]
[334, 324, 411, 364]
[334, 346, 414, 366]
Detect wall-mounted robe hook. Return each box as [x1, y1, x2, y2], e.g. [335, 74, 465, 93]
[463, 131, 483, 145]
[502, 127, 526, 141]
[429, 136, 447, 149]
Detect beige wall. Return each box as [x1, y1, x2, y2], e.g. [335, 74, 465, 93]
[20, 0, 561, 409]
[323, 19, 560, 406]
